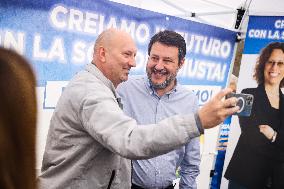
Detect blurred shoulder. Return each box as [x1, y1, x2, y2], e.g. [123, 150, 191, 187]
[241, 87, 259, 94]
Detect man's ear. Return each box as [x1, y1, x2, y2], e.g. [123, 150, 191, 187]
[178, 58, 185, 69]
[98, 46, 106, 63]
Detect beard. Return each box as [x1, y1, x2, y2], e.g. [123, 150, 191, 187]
[147, 67, 177, 89]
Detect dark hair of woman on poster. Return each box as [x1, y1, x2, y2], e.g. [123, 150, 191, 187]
[225, 42, 284, 189]
[0, 47, 37, 189]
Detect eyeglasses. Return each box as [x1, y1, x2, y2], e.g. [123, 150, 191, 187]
[267, 60, 284, 67]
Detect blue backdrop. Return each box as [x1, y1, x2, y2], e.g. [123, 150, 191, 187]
[0, 0, 237, 88]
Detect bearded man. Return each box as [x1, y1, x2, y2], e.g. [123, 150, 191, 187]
[117, 30, 200, 189]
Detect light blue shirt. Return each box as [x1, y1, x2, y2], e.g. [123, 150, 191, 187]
[117, 75, 200, 189]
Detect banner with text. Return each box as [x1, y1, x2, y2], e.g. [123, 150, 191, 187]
[221, 15, 284, 189]
[0, 0, 236, 109]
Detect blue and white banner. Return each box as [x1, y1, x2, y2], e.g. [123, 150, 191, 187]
[238, 15, 284, 93]
[211, 116, 232, 189]
[222, 15, 284, 189]
[244, 16, 284, 54]
[1, 0, 236, 104]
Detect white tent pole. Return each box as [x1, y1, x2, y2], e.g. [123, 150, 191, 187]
[161, 0, 237, 17]
[193, 11, 236, 16]
[160, 0, 190, 13]
[199, 0, 235, 10]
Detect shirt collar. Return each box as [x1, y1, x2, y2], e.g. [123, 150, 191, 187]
[85, 63, 118, 99]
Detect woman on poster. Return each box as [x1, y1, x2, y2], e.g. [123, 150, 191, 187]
[225, 42, 284, 189]
[259, 48, 284, 188]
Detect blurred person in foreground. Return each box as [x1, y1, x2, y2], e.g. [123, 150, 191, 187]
[0, 47, 37, 189]
[225, 42, 284, 189]
[38, 28, 239, 189]
[117, 30, 200, 189]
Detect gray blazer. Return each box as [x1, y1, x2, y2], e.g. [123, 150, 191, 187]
[38, 63, 201, 189]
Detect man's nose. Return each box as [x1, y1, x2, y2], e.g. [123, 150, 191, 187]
[154, 60, 164, 70]
[129, 56, 136, 67]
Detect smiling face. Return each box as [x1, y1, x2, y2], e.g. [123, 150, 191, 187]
[264, 49, 284, 87]
[106, 33, 137, 87]
[96, 30, 137, 88]
[146, 42, 183, 94]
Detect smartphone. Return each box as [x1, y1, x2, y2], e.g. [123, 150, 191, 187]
[226, 93, 254, 116]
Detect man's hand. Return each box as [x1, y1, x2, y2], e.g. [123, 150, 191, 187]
[198, 88, 239, 129]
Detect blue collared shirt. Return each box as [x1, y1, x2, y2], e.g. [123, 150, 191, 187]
[117, 75, 200, 189]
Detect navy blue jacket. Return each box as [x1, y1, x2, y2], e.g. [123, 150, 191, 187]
[225, 84, 284, 189]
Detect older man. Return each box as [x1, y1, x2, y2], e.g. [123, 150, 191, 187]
[38, 28, 238, 189]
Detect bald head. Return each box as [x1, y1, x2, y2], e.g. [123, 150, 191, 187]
[92, 28, 137, 87]
[94, 28, 133, 54]
[94, 29, 113, 53]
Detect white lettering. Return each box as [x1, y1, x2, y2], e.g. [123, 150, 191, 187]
[50, 5, 67, 29]
[49, 5, 151, 44]
[72, 41, 86, 64]
[50, 5, 103, 34]
[187, 85, 221, 106]
[179, 59, 227, 82]
[84, 12, 99, 34]
[220, 41, 231, 58]
[33, 34, 47, 59]
[248, 29, 267, 39]
[196, 61, 206, 79]
[135, 23, 149, 44]
[211, 39, 221, 57]
[193, 35, 203, 54]
[107, 17, 117, 29]
[72, 41, 93, 64]
[275, 20, 284, 29]
[48, 37, 65, 62]
[201, 37, 212, 55]
[33, 34, 65, 62]
[268, 30, 280, 39]
[69, 8, 83, 31]
[121, 19, 135, 38]
[1, 30, 25, 54]
[184, 34, 231, 58]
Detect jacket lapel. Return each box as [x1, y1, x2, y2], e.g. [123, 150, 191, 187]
[280, 88, 284, 127]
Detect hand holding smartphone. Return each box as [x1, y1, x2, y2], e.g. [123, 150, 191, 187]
[225, 93, 254, 116]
